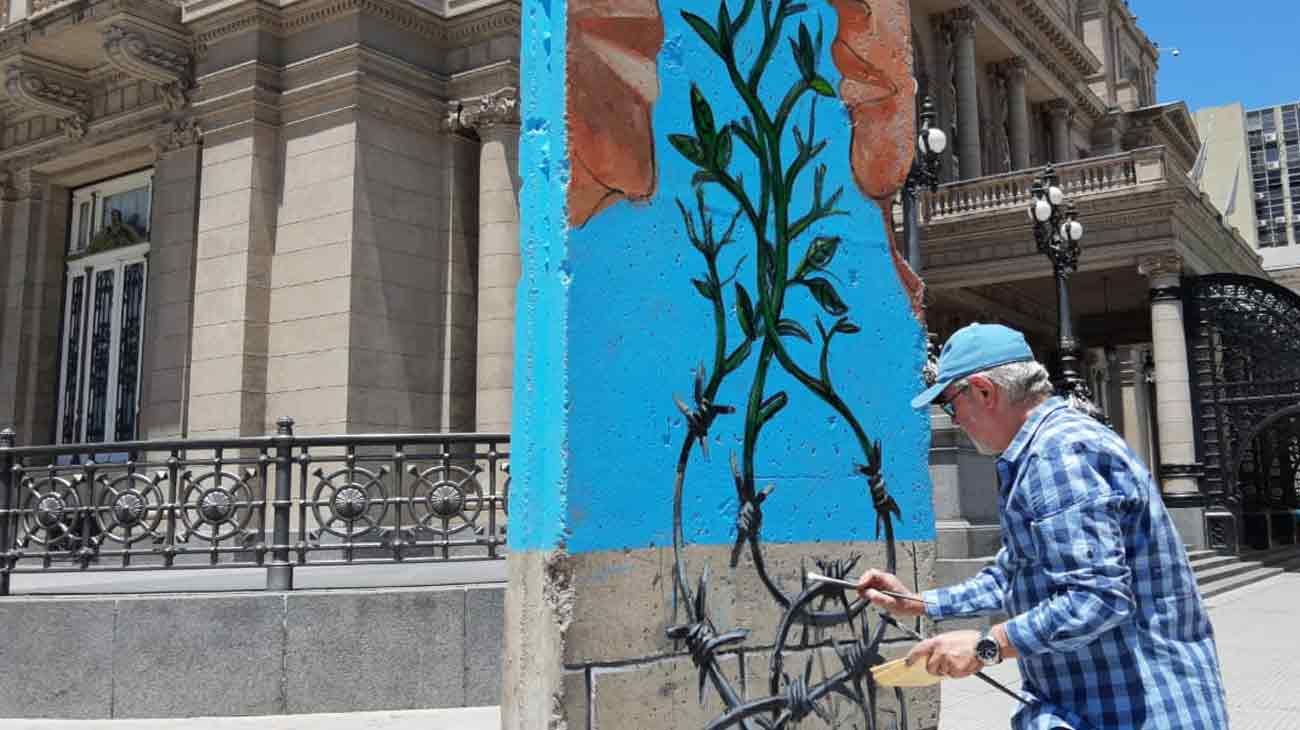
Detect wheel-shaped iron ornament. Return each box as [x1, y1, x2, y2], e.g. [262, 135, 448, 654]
[94, 472, 166, 545]
[408, 463, 483, 537]
[311, 464, 389, 539]
[20, 474, 83, 547]
[179, 469, 258, 542]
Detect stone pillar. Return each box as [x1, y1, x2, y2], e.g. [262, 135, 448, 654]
[1138, 254, 1205, 547]
[0, 170, 67, 443]
[951, 8, 982, 178]
[454, 89, 521, 435]
[1116, 344, 1154, 468]
[1004, 58, 1031, 170]
[140, 121, 202, 439]
[1047, 99, 1073, 163]
[187, 122, 278, 438]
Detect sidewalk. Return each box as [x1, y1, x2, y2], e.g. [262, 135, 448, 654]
[939, 568, 1300, 729]
[3, 707, 500, 730]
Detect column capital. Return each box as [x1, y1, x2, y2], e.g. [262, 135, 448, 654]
[3, 168, 47, 201]
[102, 22, 193, 111]
[997, 56, 1028, 82]
[4, 59, 89, 140]
[1138, 254, 1183, 280]
[1044, 98, 1073, 121]
[944, 6, 977, 37]
[150, 118, 203, 157]
[444, 86, 520, 135]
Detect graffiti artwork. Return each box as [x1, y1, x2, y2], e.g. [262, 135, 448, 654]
[516, 0, 935, 726]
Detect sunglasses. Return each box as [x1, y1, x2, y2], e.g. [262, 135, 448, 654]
[937, 383, 970, 418]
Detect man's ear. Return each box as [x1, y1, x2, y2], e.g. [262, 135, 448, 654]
[967, 374, 995, 406]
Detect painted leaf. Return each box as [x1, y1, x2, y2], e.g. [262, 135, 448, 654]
[670, 134, 706, 166]
[758, 391, 789, 423]
[735, 283, 756, 339]
[776, 319, 812, 343]
[680, 11, 721, 55]
[833, 319, 862, 335]
[796, 236, 840, 278]
[714, 127, 734, 169]
[804, 277, 849, 317]
[724, 339, 753, 372]
[692, 277, 718, 301]
[690, 85, 716, 142]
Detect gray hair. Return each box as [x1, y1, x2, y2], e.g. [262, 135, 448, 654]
[955, 361, 1053, 406]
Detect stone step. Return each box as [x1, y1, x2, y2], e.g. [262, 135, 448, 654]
[1188, 553, 1237, 572]
[1201, 564, 1290, 599]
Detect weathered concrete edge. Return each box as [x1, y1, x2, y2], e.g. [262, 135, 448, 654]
[0, 583, 505, 719]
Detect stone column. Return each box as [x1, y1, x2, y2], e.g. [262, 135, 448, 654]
[140, 120, 202, 439]
[454, 88, 521, 435]
[0, 170, 67, 443]
[1047, 99, 1073, 163]
[1004, 58, 1031, 170]
[950, 8, 982, 179]
[1138, 254, 1205, 546]
[1116, 344, 1154, 468]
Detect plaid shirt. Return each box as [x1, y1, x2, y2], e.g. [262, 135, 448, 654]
[924, 397, 1229, 730]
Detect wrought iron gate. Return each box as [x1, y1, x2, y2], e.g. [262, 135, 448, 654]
[1185, 274, 1300, 551]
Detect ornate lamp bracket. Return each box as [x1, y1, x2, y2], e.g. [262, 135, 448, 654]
[4, 58, 90, 140]
[102, 22, 194, 112]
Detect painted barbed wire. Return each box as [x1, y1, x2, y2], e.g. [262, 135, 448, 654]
[664, 0, 918, 728]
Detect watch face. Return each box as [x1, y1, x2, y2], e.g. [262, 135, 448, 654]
[976, 637, 1000, 664]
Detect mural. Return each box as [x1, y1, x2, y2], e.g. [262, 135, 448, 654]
[514, 0, 934, 727]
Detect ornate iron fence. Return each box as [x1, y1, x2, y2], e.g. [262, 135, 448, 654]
[0, 419, 508, 594]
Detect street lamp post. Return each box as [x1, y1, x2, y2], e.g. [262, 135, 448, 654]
[903, 96, 947, 274]
[1028, 164, 1102, 417]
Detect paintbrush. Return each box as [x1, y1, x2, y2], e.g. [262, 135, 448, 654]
[805, 571, 937, 606]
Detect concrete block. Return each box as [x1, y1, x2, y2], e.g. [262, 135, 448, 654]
[203, 135, 255, 166]
[278, 177, 355, 226]
[268, 278, 352, 323]
[200, 155, 255, 198]
[464, 587, 505, 706]
[265, 385, 349, 427]
[353, 214, 436, 256]
[271, 242, 352, 289]
[111, 594, 286, 718]
[349, 348, 439, 393]
[196, 223, 253, 261]
[284, 144, 357, 192]
[0, 599, 115, 718]
[589, 653, 741, 729]
[198, 189, 253, 231]
[350, 313, 440, 356]
[285, 120, 357, 159]
[267, 348, 350, 392]
[269, 313, 351, 357]
[275, 211, 355, 254]
[192, 286, 249, 327]
[284, 587, 466, 713]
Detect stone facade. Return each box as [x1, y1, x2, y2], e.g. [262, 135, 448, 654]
[0, 0, 521, 444]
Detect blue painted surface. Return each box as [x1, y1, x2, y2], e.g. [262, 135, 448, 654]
[513, 1, 933, 554]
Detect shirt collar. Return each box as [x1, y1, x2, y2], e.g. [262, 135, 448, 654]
[998, 396, 1069, 468]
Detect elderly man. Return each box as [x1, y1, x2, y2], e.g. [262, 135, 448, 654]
[858, 323, 1228, 730]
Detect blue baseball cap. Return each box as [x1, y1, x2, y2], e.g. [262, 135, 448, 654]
[911, 323, 1035, 409]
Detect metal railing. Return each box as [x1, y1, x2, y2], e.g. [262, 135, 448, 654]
[0, 419, 508, 594]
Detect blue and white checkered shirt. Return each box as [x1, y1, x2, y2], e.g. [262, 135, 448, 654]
[924, 397, 1229, 730]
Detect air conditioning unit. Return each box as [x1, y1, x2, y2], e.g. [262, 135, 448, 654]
[1268, 160, 1282, 170]
[1257, 191, 1268, 201]
[1276, 216, 1289, 224]
[1264, 132, 1279, 143]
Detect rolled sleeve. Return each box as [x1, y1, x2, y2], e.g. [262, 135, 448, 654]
[1004, 494, 1134, 656]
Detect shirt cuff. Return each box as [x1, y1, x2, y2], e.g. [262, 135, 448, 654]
[922, 589, 945, 620]
[1003, 612, 1051, 656]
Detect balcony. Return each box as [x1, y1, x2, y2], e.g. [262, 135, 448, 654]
[916, 146, 1264, 290]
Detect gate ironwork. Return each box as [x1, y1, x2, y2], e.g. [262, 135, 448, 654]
[1185, 274, 1300, 551]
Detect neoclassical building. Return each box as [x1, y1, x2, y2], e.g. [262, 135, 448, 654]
[0, 0, 523, 447]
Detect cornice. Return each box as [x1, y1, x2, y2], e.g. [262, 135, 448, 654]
[3, 57, 90, 139]
[1008, 0, 1101, 77]
[191, 0, 518, 53]
[444, 84, 517, 133]
[974, 0, 1106, 121]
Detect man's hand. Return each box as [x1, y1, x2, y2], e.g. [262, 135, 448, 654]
[906, 630, 983, 679]
[855, 568, 925, 617]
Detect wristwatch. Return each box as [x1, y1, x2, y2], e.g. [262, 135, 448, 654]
[975, 628, 1003, 666]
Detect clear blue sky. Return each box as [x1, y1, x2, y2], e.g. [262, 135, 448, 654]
[1136, 0, 1300, 112]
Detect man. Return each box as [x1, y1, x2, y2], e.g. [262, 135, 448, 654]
[858, 323, 1228, 730]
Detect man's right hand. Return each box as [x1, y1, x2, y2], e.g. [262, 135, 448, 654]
[856, 568, 926, 617]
